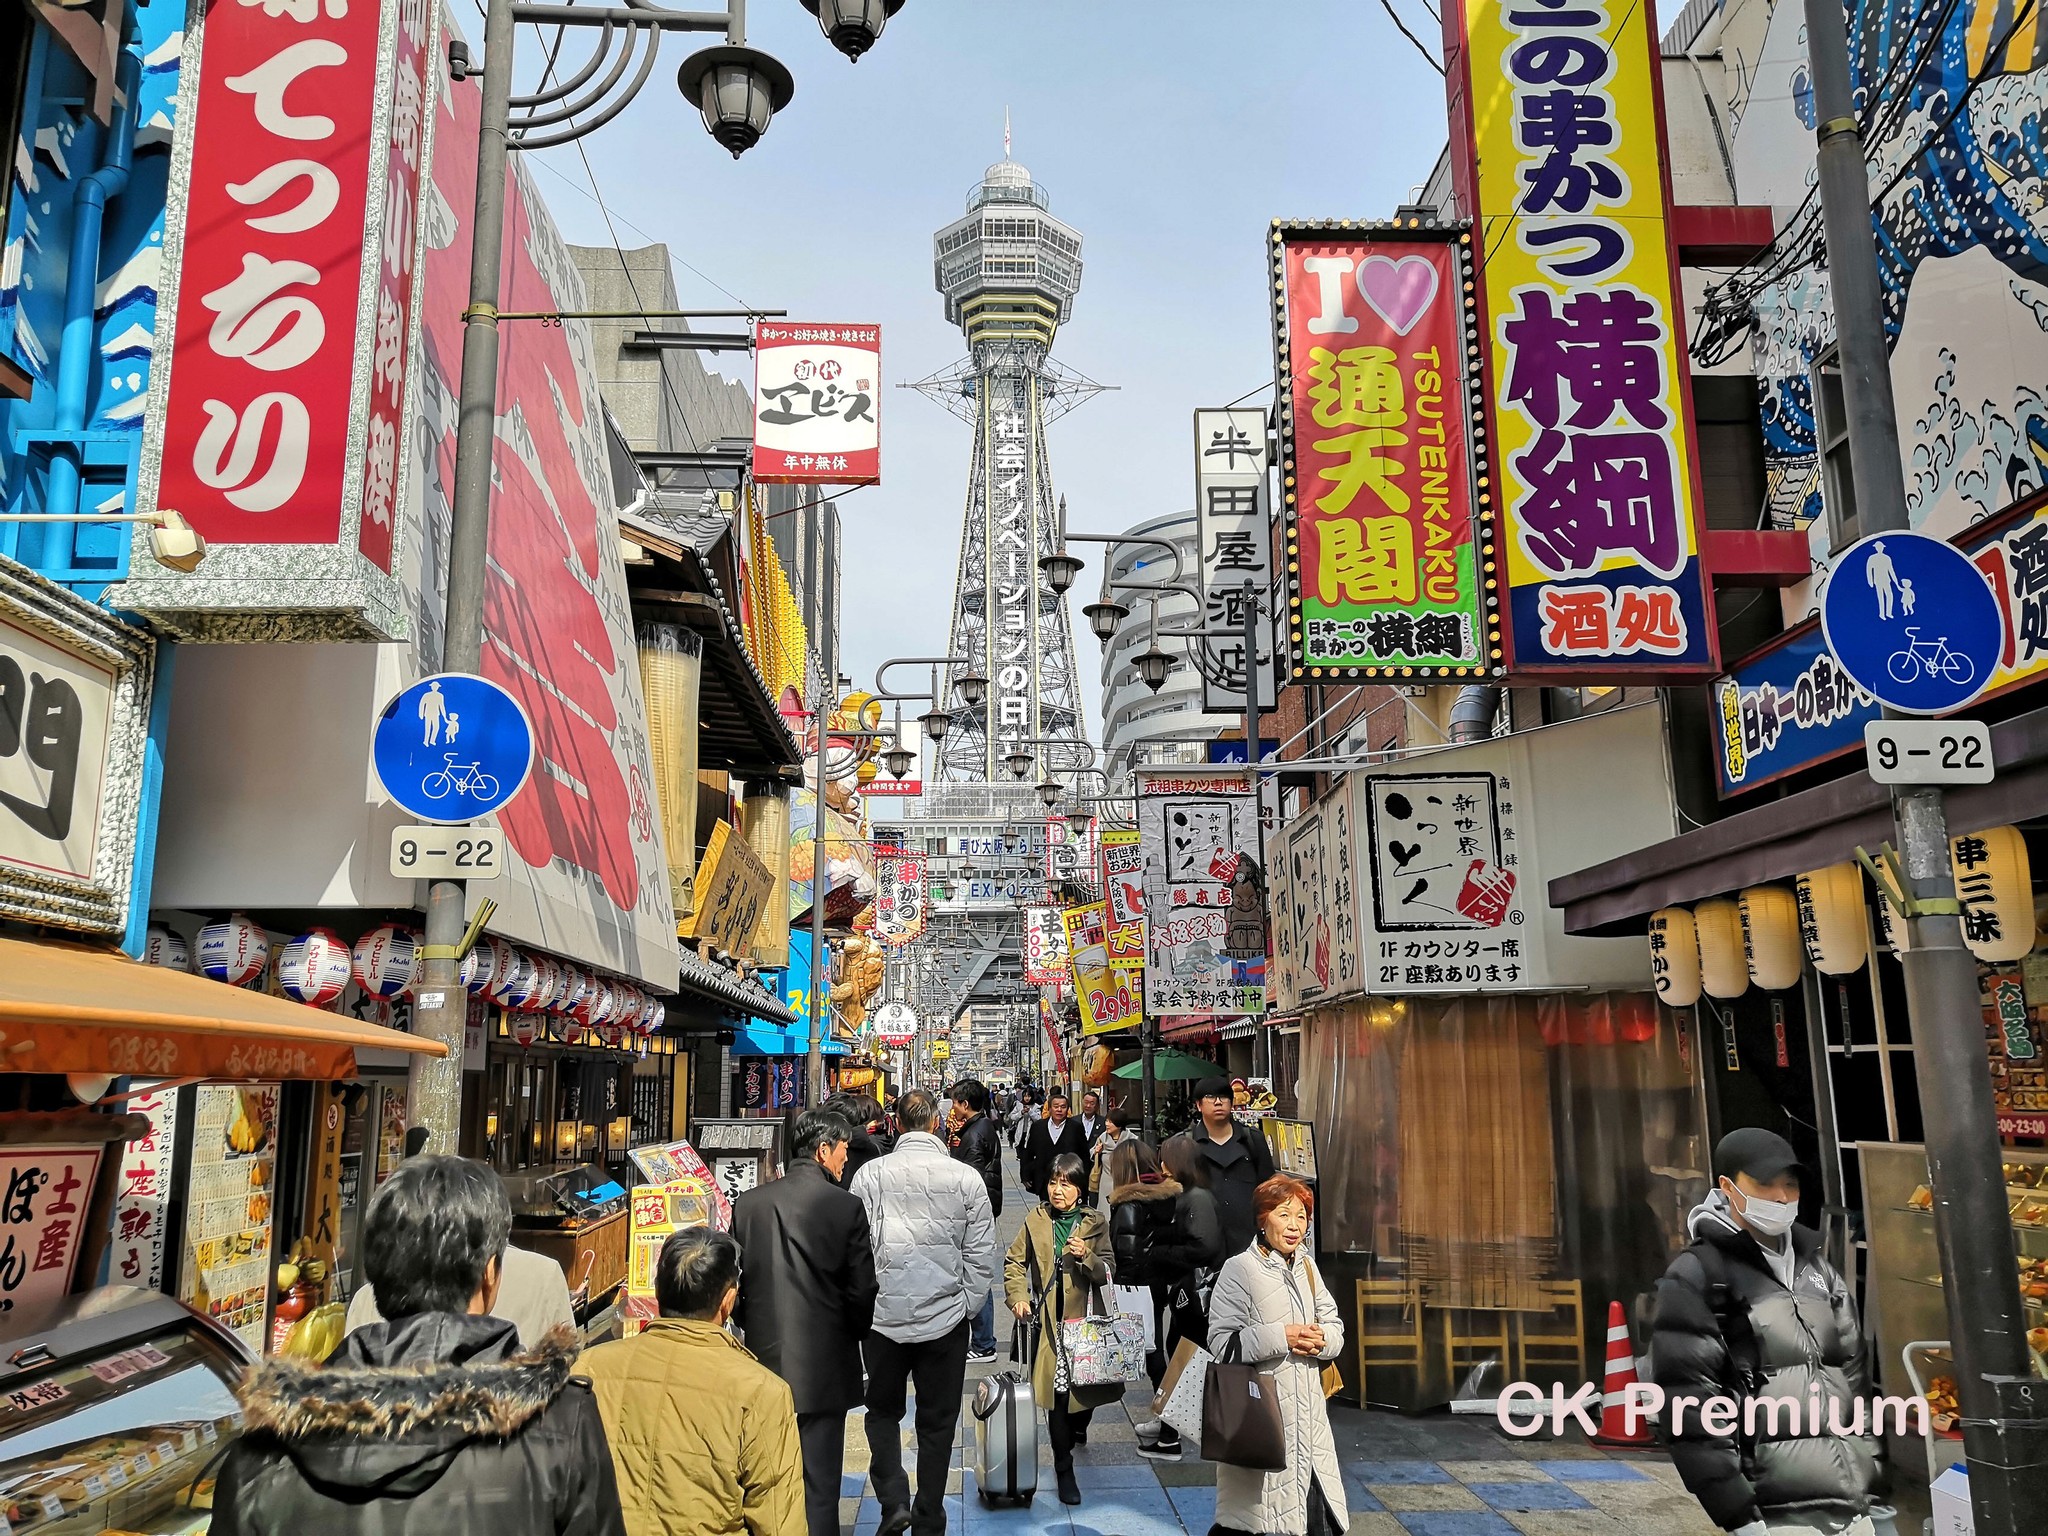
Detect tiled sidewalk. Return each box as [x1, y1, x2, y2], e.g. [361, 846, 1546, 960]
[837, 1376, 1722, 1535]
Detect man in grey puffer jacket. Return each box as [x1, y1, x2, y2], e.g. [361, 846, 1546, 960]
[851, 1089, 997, 1536]
[1650, 1129, 1882, 1535]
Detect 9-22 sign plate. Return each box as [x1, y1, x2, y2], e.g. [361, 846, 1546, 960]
[1863, 720, 1995, 785]
[390, 824, 504, 880]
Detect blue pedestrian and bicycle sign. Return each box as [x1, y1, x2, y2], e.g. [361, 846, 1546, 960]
[1819, 531, 2001, 716]
[373, 673, 535, 824]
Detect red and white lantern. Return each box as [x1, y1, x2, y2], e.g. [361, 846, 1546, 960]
[497, 951, 540, 1012]
[143, 924, 191, 973]
[555, 964, 592, 1019]
[465, 935, 516, 996]
[279, 928, 352, 1007]
[352, 923, 419, 1000]
[511, 1010, 540, 1047]
[197, 913, 269, 986]
[529, 954, 564, 1014]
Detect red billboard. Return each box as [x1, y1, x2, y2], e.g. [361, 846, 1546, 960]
[153, 0, 392, 559]
[752, 323, 881, 485]
[1272, 226, 1496, 679]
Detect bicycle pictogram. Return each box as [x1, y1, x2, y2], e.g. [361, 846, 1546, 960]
[420, 754, 502, 802]
[1885, 627, 1976, 689]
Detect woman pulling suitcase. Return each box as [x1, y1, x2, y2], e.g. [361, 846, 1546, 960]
[1002, 1153, 1121, 1507]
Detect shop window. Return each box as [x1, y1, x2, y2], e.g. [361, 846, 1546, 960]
[1812, 346, 1860, 552]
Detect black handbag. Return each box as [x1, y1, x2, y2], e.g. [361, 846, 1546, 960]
[1200, 1331, 1287, 1470]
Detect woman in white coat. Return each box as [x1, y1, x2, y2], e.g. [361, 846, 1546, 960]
[1205, 1176, 1347, 1536]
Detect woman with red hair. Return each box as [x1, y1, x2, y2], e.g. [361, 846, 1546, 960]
[1204, 1176, 1347, 1536]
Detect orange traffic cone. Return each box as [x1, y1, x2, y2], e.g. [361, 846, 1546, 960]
[1591, 1300, 1652, 1447]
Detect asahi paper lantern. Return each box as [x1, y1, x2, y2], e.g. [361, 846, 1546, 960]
[278, 928, 352, 1007]
[1795, 863, 1869, 975]
[614, 985, 645, 1034]
[1647, 908, 1702, 1008]
[1740, 886, 1804, 992]
[582, 979, 621, 1028]
[465, 935, 516, 997]
[555, 964, 591, 1019]
[512, 1011, 540, 1047]
[638, 997, 666, 1037]
[352, 923, 419, 1000]
[1694, 897, 1749, 999]
[198, 913, 269, 986]
[1952, 824, 2036, 962]
[529, 954, 564, 1014]
[143, 923, 191, 973]
[499, 951, 540, 1012]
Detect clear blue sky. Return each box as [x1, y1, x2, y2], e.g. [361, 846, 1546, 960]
[530, 1, 1450, 727]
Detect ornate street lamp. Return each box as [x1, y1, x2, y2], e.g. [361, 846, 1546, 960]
[677, 45, 796, 158]
[800, 0, 906, 61]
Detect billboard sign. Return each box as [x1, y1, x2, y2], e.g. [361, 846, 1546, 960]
[1270, 225, 1494, 679]
[752, 323, 881, 485]
[1023, 905, 1068, 984]
[126, 0, 435, 636]
[1447, 0, 1715, 677]
[873, 851, 927, 945]
[1135, 768, 1258, 1017]
[1194, 407, 1279, 710]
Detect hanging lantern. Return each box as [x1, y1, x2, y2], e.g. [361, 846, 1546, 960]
[465, 935, 515, 997]
[1694, 898, 1749, 999]
[529, 954, 564, 1014]
[614, 985, 645, 1035]
[640, 997, 666, 1037]
[197, 913, 270, 987]
[1952, 824, 2036, 962]
[1739, 886, 1804, 991]
[1614, 993, 1659, 1044]
[555, 964, 592, 1019]
[352, 923, 419, 1000]
[511, 1011, 540, 1047]
[499, 951, 541, 1012]
[1795, 863, 1869, 975]
[1647, 908, 1702, 1008]
[585, 979, 621, 1028]
[278, 928, 352, 1007]
[1080, 1039, 1114, 1088]
[143, 923, 191, 973]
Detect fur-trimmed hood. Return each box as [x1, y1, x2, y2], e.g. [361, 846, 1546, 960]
[1107, 1174, 1183, 1206]
[236, 1313, 580, 1498]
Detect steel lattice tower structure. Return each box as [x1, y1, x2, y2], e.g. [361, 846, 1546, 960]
[912, 154, 1104, 781]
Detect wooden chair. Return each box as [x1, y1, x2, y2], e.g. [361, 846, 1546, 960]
[1512, 1278, 1586, 1382]
[1354, 1278, 1426, 1406]
[1441, 1306, 1513, 1394]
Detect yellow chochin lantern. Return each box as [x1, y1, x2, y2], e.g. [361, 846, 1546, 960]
[1647, 908, 1702, 1008]
[1740, 886, 1804, 992]
[1080, 1040, 1115, 1088]
[1952, 824, 2035, 962]
[1694, 897, 1749, 999]
[1795, 863, 1868, 976]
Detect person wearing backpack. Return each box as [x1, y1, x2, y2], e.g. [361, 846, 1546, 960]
[1649, 1129, 1883, 1536]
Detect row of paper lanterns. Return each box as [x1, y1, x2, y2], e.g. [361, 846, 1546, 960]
[144, 916, 665, 1038]
[1650, 826, 2034, 1005]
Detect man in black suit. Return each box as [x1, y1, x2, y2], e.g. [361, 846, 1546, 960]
[1019, 1091, 1090, 1200]
[733, 1108, 880, 1536]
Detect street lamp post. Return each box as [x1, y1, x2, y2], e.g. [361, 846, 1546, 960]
[407, 0, 902, 1143]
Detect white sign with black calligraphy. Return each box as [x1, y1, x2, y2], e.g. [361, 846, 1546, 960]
[1194, 408, 1278, 714]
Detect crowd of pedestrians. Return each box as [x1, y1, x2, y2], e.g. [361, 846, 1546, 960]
[212, 1080, 1350, 1536]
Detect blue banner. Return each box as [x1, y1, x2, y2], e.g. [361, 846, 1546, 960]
[1711, 624, 1877, 795]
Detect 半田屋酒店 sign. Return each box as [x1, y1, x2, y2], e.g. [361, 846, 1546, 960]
[1270, 225, 1494, 679]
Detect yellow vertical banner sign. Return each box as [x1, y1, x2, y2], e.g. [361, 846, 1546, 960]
[1446, 0, 1716, 678]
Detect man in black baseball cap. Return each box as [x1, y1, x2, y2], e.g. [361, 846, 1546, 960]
[1651, 1125, 1882, 1534]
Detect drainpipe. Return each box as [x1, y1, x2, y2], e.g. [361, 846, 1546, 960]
[1447, 684, 1503, 744]
[43, 45, 140, 570]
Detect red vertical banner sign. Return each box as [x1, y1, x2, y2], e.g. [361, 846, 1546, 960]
[137, 0, 434, 625]
[1271, 225, 1497, 679]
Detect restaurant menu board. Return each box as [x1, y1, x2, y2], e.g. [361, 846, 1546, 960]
[1983, 970, 2048, 1139]
[1262, 1118, 1319, 1180]
[622, 1178, 718, 1336]
[179, 1084, 279, 1351]
[630, 1139, 732, 1228]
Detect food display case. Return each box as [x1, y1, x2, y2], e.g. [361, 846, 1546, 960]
[0, 1287, 253, 1536]
[1858, 1141, 2048, 1476]
[504, 1164, 631, 1314]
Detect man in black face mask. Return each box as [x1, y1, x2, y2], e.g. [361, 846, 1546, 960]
[1650, 1129, 1884, 1536]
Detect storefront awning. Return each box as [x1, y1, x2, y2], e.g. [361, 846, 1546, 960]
[1550, 701, 2048, 935]
[0, 935, 447, 1081]
[730, 1024, 847, 1057]
[674, 945, 798, 1026]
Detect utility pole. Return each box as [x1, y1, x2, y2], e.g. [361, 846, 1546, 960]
[1803, 0, 2048, 1524]
[407, 0, 518, 1145]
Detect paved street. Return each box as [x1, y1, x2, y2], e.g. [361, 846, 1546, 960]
[836, 1152, 1727, 1536]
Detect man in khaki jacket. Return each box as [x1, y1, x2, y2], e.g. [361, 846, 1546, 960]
[581, 1227, 804, 1536]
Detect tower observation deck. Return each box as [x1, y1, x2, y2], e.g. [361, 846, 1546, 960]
[912, 155, 1104, 782]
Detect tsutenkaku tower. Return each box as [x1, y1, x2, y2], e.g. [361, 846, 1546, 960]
[913, 151, 1103, 782]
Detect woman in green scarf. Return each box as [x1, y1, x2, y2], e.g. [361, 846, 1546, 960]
[1003, 1152, 1119, 1506]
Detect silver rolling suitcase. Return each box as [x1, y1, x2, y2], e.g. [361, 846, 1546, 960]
[972, 1325, 1039, 1506]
